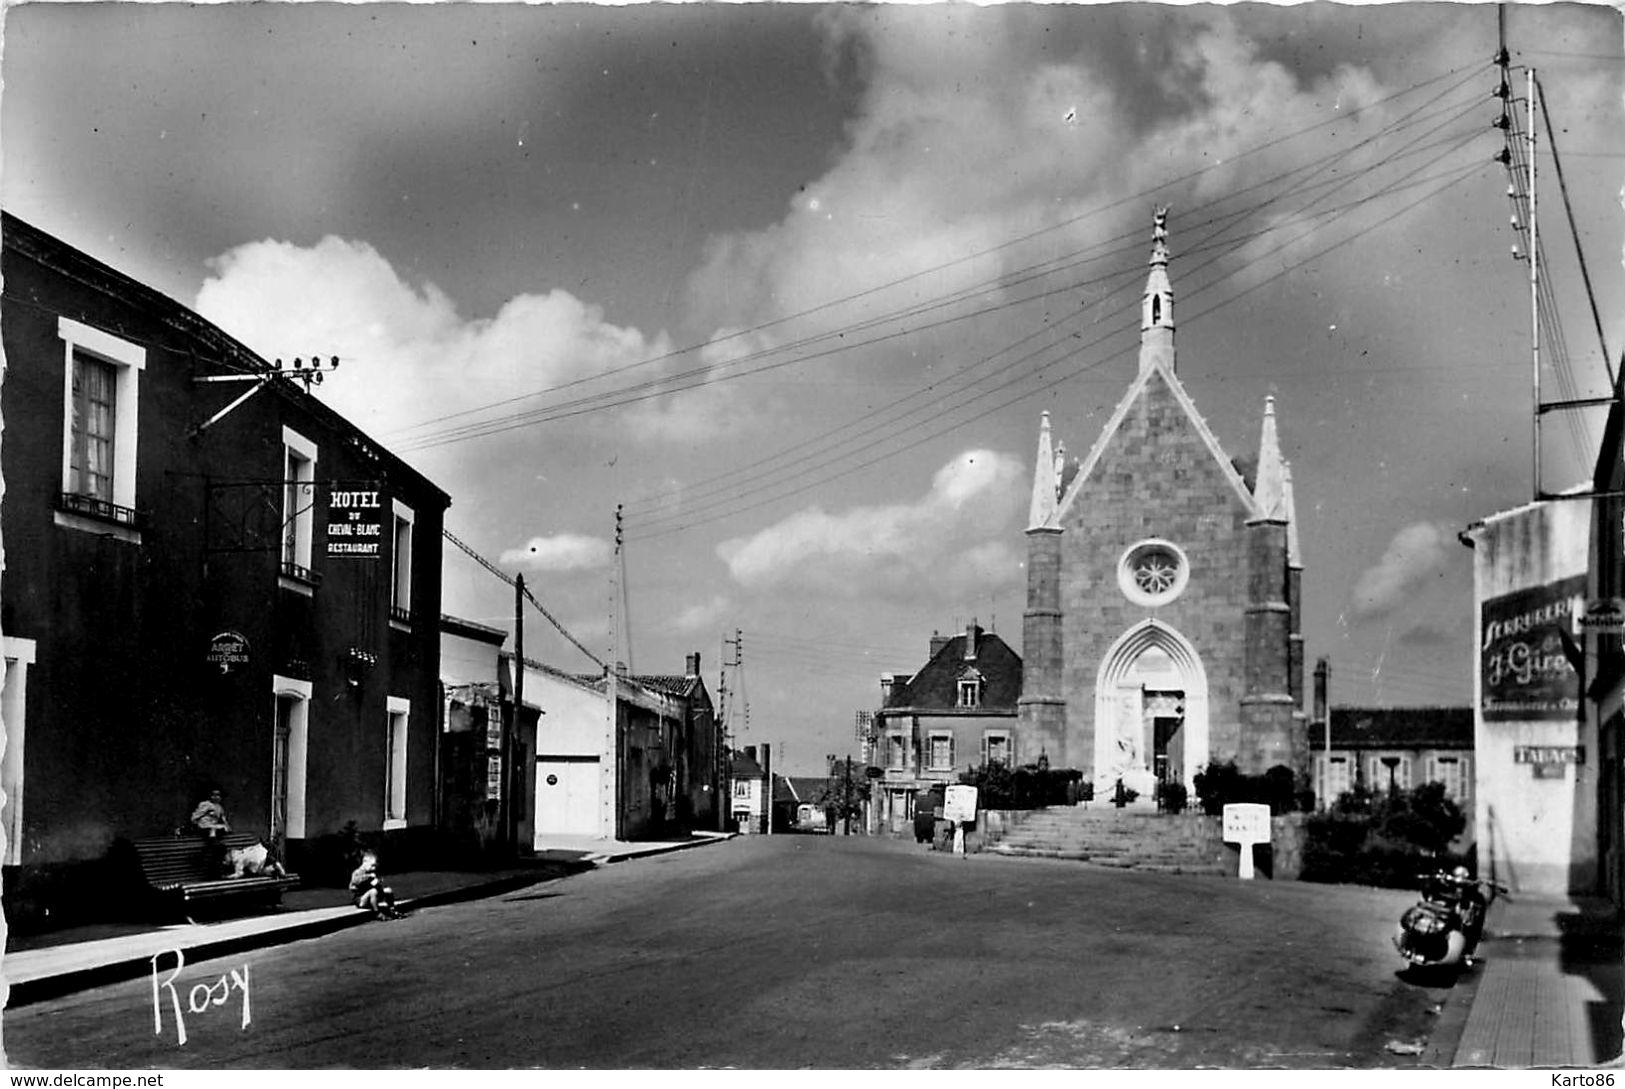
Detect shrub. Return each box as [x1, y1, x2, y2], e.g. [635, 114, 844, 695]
[1192, 760, 1306, 816]
[960, 763, 1083, 810]
[1157, 780, 1188, 814]
[1300, 782, 1470, 888]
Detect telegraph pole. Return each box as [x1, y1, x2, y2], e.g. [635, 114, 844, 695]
[510, 572, 524, 853]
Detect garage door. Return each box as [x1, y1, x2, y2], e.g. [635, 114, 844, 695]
[534, 757, 601, 840]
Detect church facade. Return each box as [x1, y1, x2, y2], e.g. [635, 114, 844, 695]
[1018, 211, 1308, 798]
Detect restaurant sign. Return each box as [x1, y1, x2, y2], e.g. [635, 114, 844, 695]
[326, 484, 385, 559]
[1480, 575, 1584, 721]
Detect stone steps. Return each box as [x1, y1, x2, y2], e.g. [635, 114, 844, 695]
[985, 805, 1231, 876]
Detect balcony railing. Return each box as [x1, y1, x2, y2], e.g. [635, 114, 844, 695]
[58, 491, 145, 530]
[280, 560, 322, 586]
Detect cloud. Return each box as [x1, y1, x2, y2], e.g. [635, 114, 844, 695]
[193, 235, 691, 449]
[674, 595, 732, 634]
[716, 449, 1024, 595]
[500, 534, 614, 573]
[1350, 522, 1452, 622]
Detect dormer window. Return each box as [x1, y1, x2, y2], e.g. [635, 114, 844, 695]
[957, 673, 982, 708]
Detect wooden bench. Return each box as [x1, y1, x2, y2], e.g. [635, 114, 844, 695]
[131, 832, 300, 920]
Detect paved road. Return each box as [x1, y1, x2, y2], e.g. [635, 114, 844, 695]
[3, 835, 1455, 1068]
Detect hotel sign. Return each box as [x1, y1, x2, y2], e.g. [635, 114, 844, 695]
[326, 485, 385, 559]
[1480, 576, 1584, 722]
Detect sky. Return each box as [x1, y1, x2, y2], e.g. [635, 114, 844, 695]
[4, 1, 1623, 776]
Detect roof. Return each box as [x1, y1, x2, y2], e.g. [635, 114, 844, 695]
[731, 753, 765, 779]
[774, 775, 831, 806]
[1312, 707, 1474, 750]
[880, 626, 1022, 713]
[441, 614, 508, 646]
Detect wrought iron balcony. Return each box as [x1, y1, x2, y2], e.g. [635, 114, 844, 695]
[279, 560, 322, 586]
[57, 490, 145, 530]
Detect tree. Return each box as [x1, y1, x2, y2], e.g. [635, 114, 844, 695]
[817, 757, 871, 831]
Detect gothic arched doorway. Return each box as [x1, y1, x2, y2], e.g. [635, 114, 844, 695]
[1093, 620, 1210, 797]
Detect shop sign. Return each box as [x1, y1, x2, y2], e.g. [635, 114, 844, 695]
[1581, 599, 1625, 635]
[205, 631, 250, 674]
[326, 484, 385, 559]
[487, 756, 503, 800]
[1480, 576, 1584, 721]
[1513, 745, 1584, 765]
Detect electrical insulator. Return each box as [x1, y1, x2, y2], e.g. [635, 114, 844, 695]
[1511, 244, 1523, 260]
[1495, 148, 1512, 165]
[1493, 114, 1510, 130]
[1510, 215, 1521, 229]
[1493, 81, 1511, 100]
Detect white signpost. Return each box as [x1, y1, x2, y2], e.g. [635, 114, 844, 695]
[944, 785, 979, 855]
[1222, 802, 1272, 880]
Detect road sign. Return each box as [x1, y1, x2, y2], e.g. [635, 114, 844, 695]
[944, 784, 979, 823]
[1222, 803, 1272, 880]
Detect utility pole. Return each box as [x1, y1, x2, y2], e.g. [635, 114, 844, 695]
[511, 572, 524, 854]
[844, 754, 853, 836]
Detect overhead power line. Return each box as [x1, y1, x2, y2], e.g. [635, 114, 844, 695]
[443, 527, 607, 671]
[381, 62, 1492, 454]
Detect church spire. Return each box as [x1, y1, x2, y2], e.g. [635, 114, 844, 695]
[1283, 459, 1302, 569]
[1139, 206, 1176, 375]
[1251, 395, 1288, 522]
[1028, 411, 1060, 530]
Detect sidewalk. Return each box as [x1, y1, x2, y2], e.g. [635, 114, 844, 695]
[2, 831, 732, 1008]
[1448, 892, 1623, 1068]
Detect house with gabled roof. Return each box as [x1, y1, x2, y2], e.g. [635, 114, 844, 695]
[1019, 208, 1308, 799]
[1308, 706, 1474, 826]
[873, 622, 1022, 835]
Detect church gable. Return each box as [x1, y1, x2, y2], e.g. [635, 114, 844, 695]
[1057, 362, 1257, 523]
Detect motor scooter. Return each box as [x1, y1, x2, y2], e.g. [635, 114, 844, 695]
[1394, 867, 1508, 969]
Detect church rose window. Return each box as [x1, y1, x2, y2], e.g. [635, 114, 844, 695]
[1118, 540, 1189, 606]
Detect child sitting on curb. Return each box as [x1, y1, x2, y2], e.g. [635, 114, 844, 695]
[348, 851, 403, 920]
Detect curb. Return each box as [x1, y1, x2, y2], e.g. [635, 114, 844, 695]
[6, 836, 733, 1008]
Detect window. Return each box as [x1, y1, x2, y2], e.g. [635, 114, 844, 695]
[271, 676, 311, 841]
[1318, 754, 1352, 808]
[1369, 754, 1410, 794]
[958, 675, 982, 708]
[70, 353, 116, 501]
[56, 318, 145, 539]
[928, 732, 954, 771]
[3, 637, 37, 867]
[733, 779, 751, 799]
[1117, 539, 1190, 607]
[390, 499, 414, 623]
[281, 428, 318, 587]
[889, 733, 908, 770]
[983, 730, 1012, 767]
[1428, 754, 1470, 803]
[385, 696, 410, 828]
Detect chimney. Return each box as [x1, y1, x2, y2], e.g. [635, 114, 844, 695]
[929, 630, 951, 658]
[964, 619, 979, 660]
[1313, 657, 1330, 726]
[686, 652, 700, 678]
[744, 745, 757, 764]
[880, 673, 895, 701]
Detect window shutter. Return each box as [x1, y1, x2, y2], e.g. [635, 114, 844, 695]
[979, 733, 988, 767]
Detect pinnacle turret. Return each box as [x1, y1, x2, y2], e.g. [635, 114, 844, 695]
[1028, 411, 1060, 531]
[1139, 206, 1175, 374]
[1251, 395, 1288, 523]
